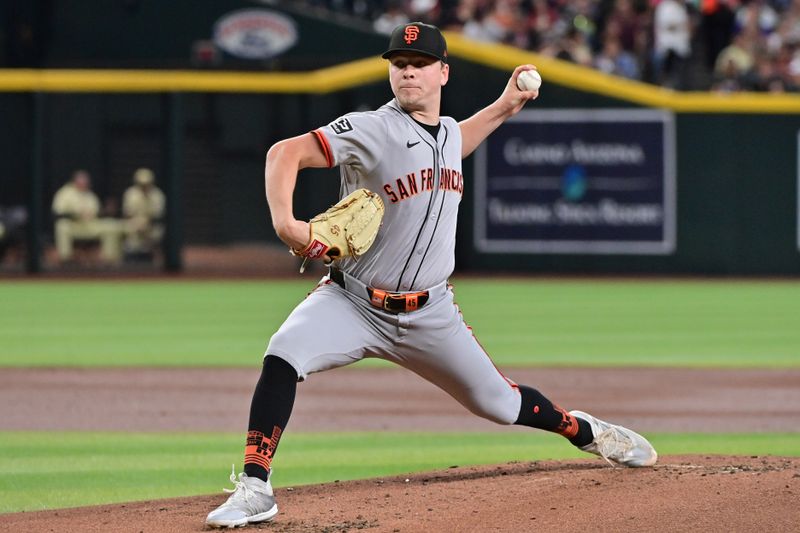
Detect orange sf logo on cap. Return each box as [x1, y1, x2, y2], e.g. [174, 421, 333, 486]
[404, 25, 419, 44]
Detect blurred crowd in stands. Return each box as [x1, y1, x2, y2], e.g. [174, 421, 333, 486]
[302, 0, 800, 92]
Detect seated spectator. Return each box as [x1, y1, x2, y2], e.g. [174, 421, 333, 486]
[714, 31, 756, 79]
[527, 0, 561, 49]
[748, 50, 794, 91]
[122, 167, 165, 258]
[550, 27, 594, 67]
[734, 0, 778, 37]
[0, 205, 28, 264]
[52, 170, 123, 265]
[374, 0, 410, 34]
[602, 0, 647, 54]
[463, 5, 503, 42]
[595, 35, 641, 79]
[653, 0, 693, 89]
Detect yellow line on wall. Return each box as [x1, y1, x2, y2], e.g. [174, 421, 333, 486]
[1, 33, 799, 113]
[0, 56, 387, 94]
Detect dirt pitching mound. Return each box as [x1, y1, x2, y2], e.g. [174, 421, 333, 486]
[2, 455, 797, 533]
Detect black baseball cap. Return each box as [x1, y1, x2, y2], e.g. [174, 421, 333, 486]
[382, 22, 448, 63]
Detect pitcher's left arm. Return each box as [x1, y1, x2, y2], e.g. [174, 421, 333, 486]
[458, 65, 539, 159]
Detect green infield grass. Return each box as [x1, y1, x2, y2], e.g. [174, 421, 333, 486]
[1, 279, 798, 367]
[0, 431, 798, 513]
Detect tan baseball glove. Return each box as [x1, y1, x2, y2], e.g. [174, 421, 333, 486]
[292, 188, 385, 270]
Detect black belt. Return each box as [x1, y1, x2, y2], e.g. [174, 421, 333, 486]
[329, 267, 429, 313]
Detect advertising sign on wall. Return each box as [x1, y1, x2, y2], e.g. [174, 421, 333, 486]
[474, 109, 676, 254]
[213, 9, 298, 60]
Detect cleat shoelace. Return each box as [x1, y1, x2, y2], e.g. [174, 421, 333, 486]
[594, 427, 634, 466]
[221, 465, 264, 508]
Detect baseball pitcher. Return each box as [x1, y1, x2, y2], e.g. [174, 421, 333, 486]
[206, 22, 657, 529]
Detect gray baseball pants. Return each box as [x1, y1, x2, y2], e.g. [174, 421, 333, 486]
[266, 274, 522, 425]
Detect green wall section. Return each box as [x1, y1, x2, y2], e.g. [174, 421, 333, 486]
[676, 115, 800, 273]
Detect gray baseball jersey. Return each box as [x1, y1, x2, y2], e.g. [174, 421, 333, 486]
[312, 99, 464, 292]
[267, 99, 521, 425]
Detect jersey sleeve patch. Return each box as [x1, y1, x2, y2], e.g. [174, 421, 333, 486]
[311, 129, 334, 168]
[330, 117, 353, 134]
[318, 111, 386, 172]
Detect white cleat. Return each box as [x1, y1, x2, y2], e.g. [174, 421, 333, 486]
[206, 466, 278, 528]
[570, 410, 658, 468]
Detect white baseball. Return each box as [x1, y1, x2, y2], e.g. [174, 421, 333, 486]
[517, 69, 542, 91]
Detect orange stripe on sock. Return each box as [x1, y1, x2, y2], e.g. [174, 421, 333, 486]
[243, 427, 284, 472]
[244, 453, 271, 470]
[554, 405, 579, 438]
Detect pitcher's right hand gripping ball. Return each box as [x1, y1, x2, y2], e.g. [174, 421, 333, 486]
[292, 188, 385, 270]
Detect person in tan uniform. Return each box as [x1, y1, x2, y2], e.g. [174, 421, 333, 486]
[122, 168, 165, 255]
[52, 169, 123, 264]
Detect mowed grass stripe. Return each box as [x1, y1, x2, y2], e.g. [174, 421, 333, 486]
[0, 431, 798, 513]
[0, 280, 798, 367]
[461, 281, 800, 366]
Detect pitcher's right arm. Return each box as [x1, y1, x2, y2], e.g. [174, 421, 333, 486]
[265, 133, 330, 251]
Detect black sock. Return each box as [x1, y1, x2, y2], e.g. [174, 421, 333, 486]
[242, 355, 298, 482]
[569, 417, 594, 448]
[513, 385, 593, 448]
